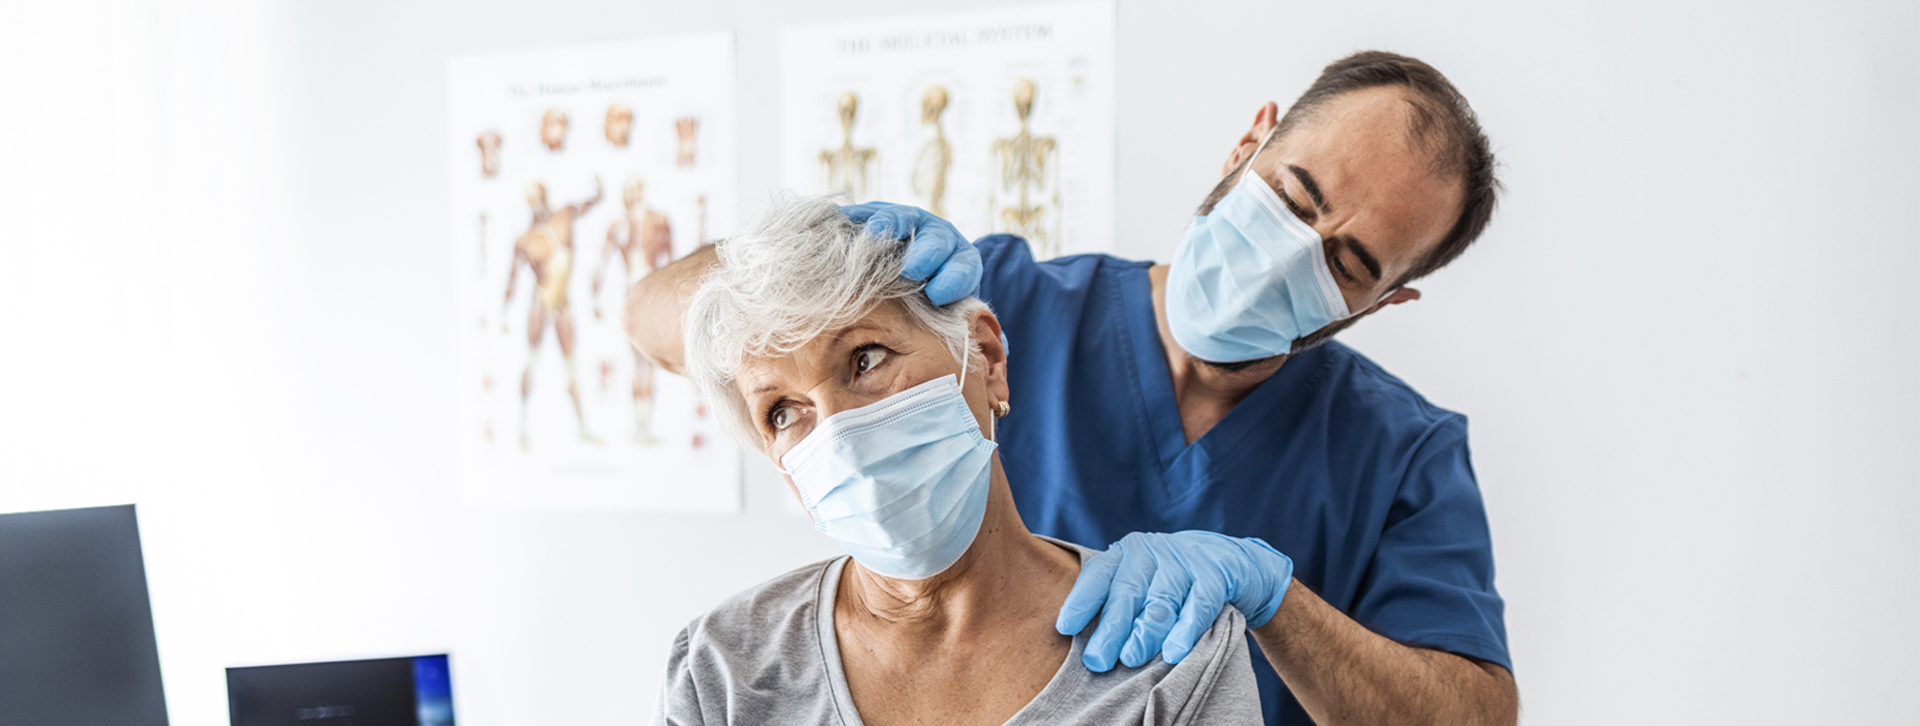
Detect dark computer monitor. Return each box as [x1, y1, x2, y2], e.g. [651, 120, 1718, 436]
[0, 504, 170, 726]
[227, 654, 454, 726]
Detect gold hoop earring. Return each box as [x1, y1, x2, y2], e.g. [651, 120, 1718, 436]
[993, 400, 1011, 418]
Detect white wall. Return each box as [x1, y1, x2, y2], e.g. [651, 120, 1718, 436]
[2, 1, 1914, 724]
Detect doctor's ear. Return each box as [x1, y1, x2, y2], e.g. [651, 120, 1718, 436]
[1221, 102, 1282, 178]
[1363, 287, 1422, 316]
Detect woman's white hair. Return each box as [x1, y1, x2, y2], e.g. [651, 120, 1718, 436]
[683, 194, 986, 452]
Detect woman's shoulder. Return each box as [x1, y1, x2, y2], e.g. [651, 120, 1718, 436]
[1029, 536, 1264, 725]
[1030, 605, 1258, 726]
[680, 557, 842, 650]
[658, 558, 848, 725]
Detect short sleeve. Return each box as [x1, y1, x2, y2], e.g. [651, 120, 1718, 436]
[654, 626, 705, 726]
[1349, 416, 1512, 671]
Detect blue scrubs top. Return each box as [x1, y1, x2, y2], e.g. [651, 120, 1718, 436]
[974, 235, 1510, 725]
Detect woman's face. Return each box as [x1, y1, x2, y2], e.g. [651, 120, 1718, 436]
[734, 301, 1006, 467]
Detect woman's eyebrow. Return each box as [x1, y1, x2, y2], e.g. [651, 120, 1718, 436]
[742, 369, 788, 396]
[827, 322, 890, 346]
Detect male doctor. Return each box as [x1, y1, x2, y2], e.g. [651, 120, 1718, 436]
[633, 51, 1514, 725]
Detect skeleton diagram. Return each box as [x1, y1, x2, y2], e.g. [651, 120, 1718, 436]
[540, 109, 569, 152]
[605, 104, 633, 148]
[819, 91, 878, 201]
[504, 178, 603, 450]
[988, 79, 1062, 259]
[476, 131, 502, 178]
[593, 177, 674, 446]
[675, 117, 699, 167]
[912, 85, 952, 217]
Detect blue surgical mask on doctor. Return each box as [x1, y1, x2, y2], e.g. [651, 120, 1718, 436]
[779, 370, 995, 580]
[1168, 133, 1368, 363]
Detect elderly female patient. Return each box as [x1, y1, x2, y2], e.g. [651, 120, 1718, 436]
[651, 196, 1259, 726]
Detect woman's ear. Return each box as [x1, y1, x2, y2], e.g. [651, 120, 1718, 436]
[969, 309, 1011, 405]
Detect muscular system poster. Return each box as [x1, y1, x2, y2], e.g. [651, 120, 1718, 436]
[780, 0, 1116, 260]
[447, 34, 740, 513]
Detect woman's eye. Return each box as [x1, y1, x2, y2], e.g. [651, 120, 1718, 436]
[771, 406, 799, 431]
[854, 347, 889, 375]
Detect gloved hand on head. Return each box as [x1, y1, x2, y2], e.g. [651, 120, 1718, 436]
[1056, 531, 1294, 672]
[841, 202, 983, 306]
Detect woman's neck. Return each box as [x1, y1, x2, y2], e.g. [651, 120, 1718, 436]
[838, 464, 1081, 640]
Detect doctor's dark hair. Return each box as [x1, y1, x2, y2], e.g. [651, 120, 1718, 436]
[1213, 51, 1499, 286]
[682, 194, 987, 452]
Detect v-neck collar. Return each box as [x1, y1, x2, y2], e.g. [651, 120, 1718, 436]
[814, 539, 1094, 726]
[1117, 265, 1333, 504]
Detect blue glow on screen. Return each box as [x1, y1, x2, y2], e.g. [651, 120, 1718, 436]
[413, 655, 455, 726]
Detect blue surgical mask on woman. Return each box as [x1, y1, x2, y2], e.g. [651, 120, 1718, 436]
[779, 372, 995, 580]
[1166, 133, 1356, 363]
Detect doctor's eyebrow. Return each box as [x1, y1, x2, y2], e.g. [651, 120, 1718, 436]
[1285, 164, 1381, 282]
[1338, 235, 1383, 282]
[1287, 164, 1332, 214]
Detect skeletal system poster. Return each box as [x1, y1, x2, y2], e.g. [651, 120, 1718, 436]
[448, 34, 739, 512]
[780, 0, 1115, 260]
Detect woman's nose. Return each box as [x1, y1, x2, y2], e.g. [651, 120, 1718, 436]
[806, 388, 874, 420]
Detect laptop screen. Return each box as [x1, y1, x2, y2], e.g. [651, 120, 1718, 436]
[227, 655, 454, 726]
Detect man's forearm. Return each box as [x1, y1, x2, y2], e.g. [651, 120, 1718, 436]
[623, 243, 715, 376]
[1252, 580, 1516, 726]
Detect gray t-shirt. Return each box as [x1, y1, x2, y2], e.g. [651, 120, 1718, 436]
[654, 538, 1262, 725]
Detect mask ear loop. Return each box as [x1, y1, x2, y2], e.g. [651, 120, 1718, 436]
[957, 334, 1001, 442]
[959, 339, 969, 393]
[960, 337, 992, 440]
[987, 381, 996, 442]
[1239, 127, 1276, 186]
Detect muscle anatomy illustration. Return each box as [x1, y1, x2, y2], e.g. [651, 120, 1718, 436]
[605, 104, 633, 148]
[504, 178, 604, 450]
[540, 109, 569, 152]
[476, 131, 503, 177]
[593, 177, 675, 446]
[988, 79, 1062, 258]
[819, 92, 878, 201]
[912, 85, 953, 217]
[675, 117, 699, 167]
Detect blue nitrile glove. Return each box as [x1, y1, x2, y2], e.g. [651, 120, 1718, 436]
[1056, 531, 1294, 671]
[840, 202, 982, 305]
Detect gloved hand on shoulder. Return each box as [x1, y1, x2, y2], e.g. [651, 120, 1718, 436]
[1056, 530, 1295, 671]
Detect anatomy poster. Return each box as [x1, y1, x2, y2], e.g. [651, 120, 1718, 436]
[447, 34, 740, 513]
[780, 0, 1116, 260]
